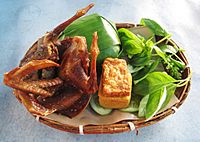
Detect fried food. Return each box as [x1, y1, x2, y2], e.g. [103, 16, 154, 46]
[98, 58, 132, 108]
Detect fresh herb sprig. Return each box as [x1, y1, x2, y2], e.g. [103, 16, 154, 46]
[140, 18, 185, 79]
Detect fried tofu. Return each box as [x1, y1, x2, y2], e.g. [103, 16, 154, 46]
[98, 58, 132, 108]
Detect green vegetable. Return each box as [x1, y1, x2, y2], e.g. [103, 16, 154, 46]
[118, 28, 144, 57]
[153, 46, 166, 60]
[120, 95, 141, 112]
[135, 71, 191, 119]
[129, 39, 153, 68]
[140, 18, 168, 37]
[140, 18, 185, 79]
[161, 85, 176, 108]
[133, 59, 160, 81]
[134, 72, 177, 119]
[116, 18, 190, 119]
[145, 87, 167, 119]
[123, 40, 143, 55]
[130, 46, 152, 66]
[60, 14, 120, 64]
[154, 46, 185, 79]
[165, 57, 185, 79]
[171, 58, 185, 70]
[138, 86, 173, 119]
[134, 72, 176, 96]
[138, 94, 149, 117]
[90, 93, 112, 115]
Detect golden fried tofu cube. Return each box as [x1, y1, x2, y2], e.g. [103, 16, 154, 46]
[98, 58, 132, 108]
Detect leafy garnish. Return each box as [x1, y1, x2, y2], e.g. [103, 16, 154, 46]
[134, 71, 191, 119]
[145, 87, 167, 119]
[154, 45, 185, 79]
[130, 45, 152, 67]
[128, 64, 144, 74]
[138, 94, 149, 117]
[118, 28, 144, 57]
[133, 59, 160, 81]
[134, 72, 176, 96]
[134, 72, 176, 119]
[140, 18, 186, 79]
[140, 18, 168, 37]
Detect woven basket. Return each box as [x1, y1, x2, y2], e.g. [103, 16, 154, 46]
[15, 23, 191, 134]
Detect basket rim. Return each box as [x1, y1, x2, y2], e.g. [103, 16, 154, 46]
[18, 23, 192, 134]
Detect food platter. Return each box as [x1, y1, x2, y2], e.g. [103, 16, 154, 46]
[35, 24, 191, 134]
[3, 4, 191, 134]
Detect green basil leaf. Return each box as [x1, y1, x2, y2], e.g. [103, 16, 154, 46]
[146, 37, 154, 48]
[118, 28, 144, 56]
[145, 87, 167, 119]
[130, 47, 152, 66]
[118, 28, 143, 42]
[134, 72, 176, 96]
[140, 18, 168, 37]
[134, 59, 160, 81]
[161, 85, 176, 108]
[138, 94, 149, 117]
[123, 39, 144, 55]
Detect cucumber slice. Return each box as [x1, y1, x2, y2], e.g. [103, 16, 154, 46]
[90, 94, 112, 115]
[120, 95, 141, 112]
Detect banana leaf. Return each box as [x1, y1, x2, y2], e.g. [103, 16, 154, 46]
[59, 13, 120, 64]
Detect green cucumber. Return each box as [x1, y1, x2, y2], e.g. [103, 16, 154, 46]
[90, 94, 112, 115]
[120, 95, 141, 112]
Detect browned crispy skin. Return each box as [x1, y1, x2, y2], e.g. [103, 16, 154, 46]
[59, 36, 89, 86]
[4, 33, 99, 97]
[4, 60, 62, 97]
[58, 94, 91, 118]
[13, 90, 56, 116]
[40, 88, 83, 111]
[59, 32, 100, 95]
